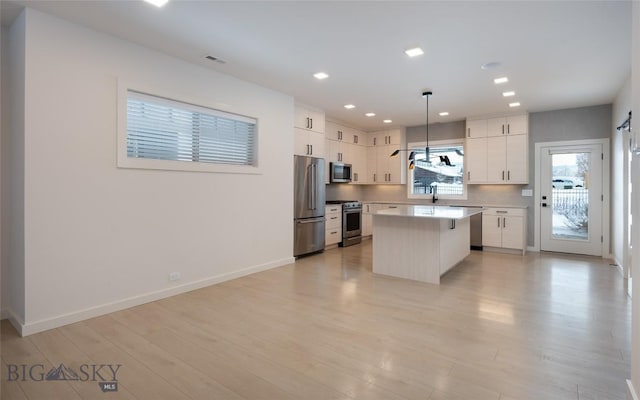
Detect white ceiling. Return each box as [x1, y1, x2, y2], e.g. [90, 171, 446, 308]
[1, 0, 632, 131]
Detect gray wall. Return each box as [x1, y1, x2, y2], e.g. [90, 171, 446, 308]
[328, 104, 613, 249]
[526, 104, 612, 246]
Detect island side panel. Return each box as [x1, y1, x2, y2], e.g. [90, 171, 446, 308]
[439, 217, 471, 276]
[372, 214, 441, 284]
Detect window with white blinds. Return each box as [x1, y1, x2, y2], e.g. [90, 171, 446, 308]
[126, 90, 257, 166]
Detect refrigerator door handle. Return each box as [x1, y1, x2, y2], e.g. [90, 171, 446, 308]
[307, 164, 314, 210]
[311, 163, 316, 210]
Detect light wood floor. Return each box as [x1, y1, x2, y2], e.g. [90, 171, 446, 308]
[1, 240, 631, 400]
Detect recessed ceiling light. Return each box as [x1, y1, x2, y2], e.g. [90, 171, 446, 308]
[383, 119, 392, 124]
[344, 104, 355, 109]
[143, 0, 169, 7]
[494, 77, 508, 84]
[502, 91, 515, 97]
[481, 61, 501, 70]
[365, 113, 376, 117]
[509, 102, 521, 108]
[404, 47, 424, 57]
[313, 72, 329, 80]
[439, 112, 449, 116]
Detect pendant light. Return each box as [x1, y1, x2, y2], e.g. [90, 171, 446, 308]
[391, 91, 433, 171]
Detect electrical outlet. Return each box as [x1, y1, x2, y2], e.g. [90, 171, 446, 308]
[168, 272, 181, 281]
[521, 189, 533, 197]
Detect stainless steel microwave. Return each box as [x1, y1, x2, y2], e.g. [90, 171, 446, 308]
[330, 162, 352, 183]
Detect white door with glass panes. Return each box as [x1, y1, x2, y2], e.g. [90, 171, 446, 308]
[540, 143, 603, 256]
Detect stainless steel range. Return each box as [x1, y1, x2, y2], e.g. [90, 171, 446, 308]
[326, 200, 362, 247]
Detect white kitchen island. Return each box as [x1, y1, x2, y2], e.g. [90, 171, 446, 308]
[372, 205, 484, 284]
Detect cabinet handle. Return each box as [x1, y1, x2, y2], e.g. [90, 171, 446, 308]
[306, 117, 310, 129]
[507, 124, 510, 134]
[503, 217, 506, 228]
[467, 127, 470, 137]
[373, 137, 377, 146]
[306, 144, 310, 155]
[388, 173, 391, 181]
[310, 118, 313, 130]
[502, 171, 505, 180]
[498, 217, 501, 228]
[310, 145, 313, 155]
[508, 170, 510, 180]
[467, 171, 470, 180]
[502, 124, 505, 135]
[354, 135, 358, 144]
[373, 173, 376, 182]
[354, 172, 358, 181]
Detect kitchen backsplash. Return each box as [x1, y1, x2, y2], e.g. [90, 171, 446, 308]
[327, 183, 530, 207]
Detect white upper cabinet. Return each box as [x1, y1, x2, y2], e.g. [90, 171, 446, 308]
[368, 129, 402, 146]
[366, 128, 405, 184]
[294, 104, 325, 158]
[487, 114, 528, 137]
[326, 122, 363, 145]
[466, 119, 488, 138]
[295, 105, 325, 133]
[294, 127, 325, 158]
[465, 137, 488, 183]
[465, 113, 528, 185]
[324, 120, 368, 184]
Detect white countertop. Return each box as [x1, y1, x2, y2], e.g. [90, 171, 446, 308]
[373, 205, 484, 219]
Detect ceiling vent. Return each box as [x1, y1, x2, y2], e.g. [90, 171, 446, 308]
[204, 55, 226, 64]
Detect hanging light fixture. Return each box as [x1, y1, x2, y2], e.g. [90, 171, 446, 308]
[391, 91, 433, 170]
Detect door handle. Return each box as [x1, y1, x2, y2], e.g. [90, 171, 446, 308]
[297, 217, 325, 224]
[541, 203, 548, 207]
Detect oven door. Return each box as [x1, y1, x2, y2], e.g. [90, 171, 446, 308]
[343, 208, 362, 238]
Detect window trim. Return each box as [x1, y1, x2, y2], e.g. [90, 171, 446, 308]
[117, 80, 261, 174]
[406, 139, 467, 200]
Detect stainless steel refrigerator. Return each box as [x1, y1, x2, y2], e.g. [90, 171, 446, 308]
[294, 155, 326, 257]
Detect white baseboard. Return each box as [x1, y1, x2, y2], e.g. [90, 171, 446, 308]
[3, 308, 25, 336]
[527, 246, 538, 252]
[628, 380, 638, 400]
[18, 256, 295, 337]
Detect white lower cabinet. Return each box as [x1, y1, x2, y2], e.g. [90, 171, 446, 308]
[482, 207, 526, 254]
[325, 205, 342, 246]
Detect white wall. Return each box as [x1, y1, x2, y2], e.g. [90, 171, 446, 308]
[5, 12, 26, 327]
[7, 8, 295, 335]
[629, 2, 640, 398]
[611, 75, 631, 276]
